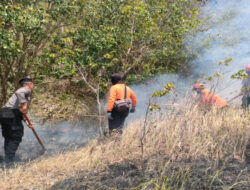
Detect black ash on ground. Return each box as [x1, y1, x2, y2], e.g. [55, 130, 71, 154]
[0, 120, 98, 165]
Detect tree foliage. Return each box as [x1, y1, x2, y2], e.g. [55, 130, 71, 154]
[0, 0, 199, 105]
[0, 0, 80, 104]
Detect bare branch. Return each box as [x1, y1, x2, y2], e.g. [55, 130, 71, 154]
[124, 10, 136, 67]
[75, 64, 97, 94]
[123, 46, 147, 76]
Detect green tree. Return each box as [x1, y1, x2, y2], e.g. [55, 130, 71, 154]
[0, 0, 80, 105]
[49, 0, 199, 97]
[0, 0, 199, 113]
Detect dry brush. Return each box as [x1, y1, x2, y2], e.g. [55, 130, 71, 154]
[0, 106, 249, 189]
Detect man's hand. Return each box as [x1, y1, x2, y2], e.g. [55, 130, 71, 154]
[23, 113, 33, 128]
[25, 120, 33, 128]
[130, 107, 136, 113]
[107, 112, 113, 120]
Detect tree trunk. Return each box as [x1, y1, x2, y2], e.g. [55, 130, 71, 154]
[0, 78, 8, 106]
[97, 87, 104, 137]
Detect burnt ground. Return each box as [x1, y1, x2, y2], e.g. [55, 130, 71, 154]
[0, 120, 98, 166]
[51, 157, 250, 190]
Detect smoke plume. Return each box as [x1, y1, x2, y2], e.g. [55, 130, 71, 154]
[186, 0, 250, 101]
[127, 0, 250, 123]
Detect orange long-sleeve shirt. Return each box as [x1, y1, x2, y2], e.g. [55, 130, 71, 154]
[198, 89, 227, 108]
[107, 84, 137, 112]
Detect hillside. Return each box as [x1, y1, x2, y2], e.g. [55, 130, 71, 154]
[0, 106, 249, 189]
[0, 1, 250, 189]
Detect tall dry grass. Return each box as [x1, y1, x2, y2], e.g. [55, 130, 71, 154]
[0, 106, 249, 189]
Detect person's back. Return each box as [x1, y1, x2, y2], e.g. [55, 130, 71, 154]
[193, 83, 227, 109]
[107, 83, 137, 112]
[4, 87, 31, 110]
[199, 89, 228, 108]
[107, 73, 137, 134]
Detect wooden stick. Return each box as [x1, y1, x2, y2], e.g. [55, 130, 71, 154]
[23, 113, 46, 151]
[227, 94, 241, 103]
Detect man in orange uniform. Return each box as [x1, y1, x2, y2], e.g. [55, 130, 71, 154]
[107, 73, 137, 133]
[192, 83, 228, 108]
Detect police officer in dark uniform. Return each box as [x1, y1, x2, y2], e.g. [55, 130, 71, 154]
[0, 77, 33, 163]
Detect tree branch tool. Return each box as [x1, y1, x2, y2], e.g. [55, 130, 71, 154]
[23, 113, 46, 151]
[227, 94, 242, 103]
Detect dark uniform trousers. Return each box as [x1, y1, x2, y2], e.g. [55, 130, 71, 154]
[240, 95, 250, 164]
[108, 109, 129, 134]
[0, 109, 24, 162]
[242, 96, 250, 163]
[246, 139, 250, 164]
[242, 95, 250, 109]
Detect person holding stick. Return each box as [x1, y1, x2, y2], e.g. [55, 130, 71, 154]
[192, 83, 228, 109]
[0, 77, 34, 163]
[239, 64, 250, 164]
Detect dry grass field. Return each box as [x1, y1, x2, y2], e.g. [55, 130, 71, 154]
[0, 106, 249, 189]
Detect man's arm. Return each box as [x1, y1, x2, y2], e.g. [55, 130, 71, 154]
[198, 91, 206, 106]
[19, 102, 32, 128]
[19, 102, 28, 114]
[16, 90, 32, 127]
[107, 86, 116, 112]
[239, 91, 244, 96]
[16, 89, 29, 113]
[130, 88, 137, 107]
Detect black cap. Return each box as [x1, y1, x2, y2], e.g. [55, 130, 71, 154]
[19, 77, 33, 85]
[111, 73, 122, 85]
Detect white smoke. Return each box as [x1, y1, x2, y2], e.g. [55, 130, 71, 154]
[127, 74, 193, 124]
[127, 0, 250, 123]
[185, 0, 250, 102]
